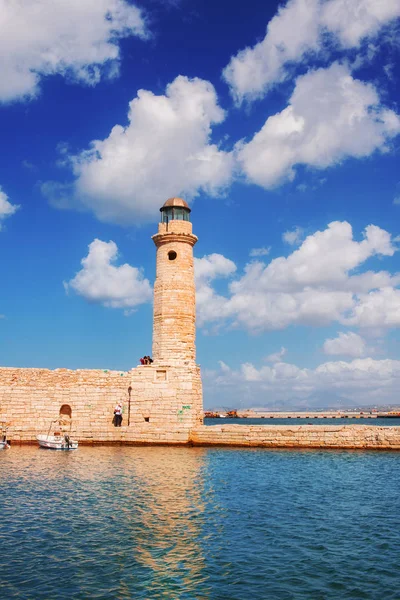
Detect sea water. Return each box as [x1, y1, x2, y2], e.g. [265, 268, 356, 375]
[1, 446, 399, 599]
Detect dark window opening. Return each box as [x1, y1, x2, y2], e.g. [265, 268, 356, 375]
[144, 417, 150, 422]
[168, 251, 177, 261]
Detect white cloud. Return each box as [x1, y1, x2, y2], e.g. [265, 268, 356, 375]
[0, 0, 147, 103]
[204, 356, 400, 409]
[223, 0, 320, 103]
[323, 332, 366, 357]
[265, 347, 287, 362]
[282, 226, 304, 245]
[196, 221, 400, 332]
[237, 63, 400, 189]
[322, 0, 400, 48]
[195, 253, 237, 282]
[344, 287, 400, 328]
[230, 221, 395, 293]
[194, 253, 237, 327]
[218, 360, 232, 374]
[47, 76, 234, 225]
[249, 247, 271, 257]
[223, 0, 400, 103]
[65, 239, 152, 309]
[394, 196, 400, 205]
[22, 160, 36, 171]
[0, 188, 19, 230]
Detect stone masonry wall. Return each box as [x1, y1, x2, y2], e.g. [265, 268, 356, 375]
[130, 363, 203, 429]
[0, 363, 203, 444]
[0, 367, 130, 442]
[152, 220, 197, 365]
[190, 424, 400, 450]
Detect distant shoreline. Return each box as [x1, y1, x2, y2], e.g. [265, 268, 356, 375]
[204, 410, 400, 419]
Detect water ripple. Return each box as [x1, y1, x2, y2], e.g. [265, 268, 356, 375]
[0, 447, 399, 598]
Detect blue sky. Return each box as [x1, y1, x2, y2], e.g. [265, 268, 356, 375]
[1, 0, 400, 409]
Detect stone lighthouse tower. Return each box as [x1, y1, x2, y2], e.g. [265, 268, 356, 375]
[129, 197, 203, 432]
[152, 197, 197, 366]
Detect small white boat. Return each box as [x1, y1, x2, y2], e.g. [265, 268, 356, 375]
[37, 434, 78, 450]
[0, 422, 10, 450]
[37, 418, 78, 450]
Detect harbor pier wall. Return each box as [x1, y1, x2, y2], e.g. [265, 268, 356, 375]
[1, 363, 400, 450]
[189, 424, 400, 450]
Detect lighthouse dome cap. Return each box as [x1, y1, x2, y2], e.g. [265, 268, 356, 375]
[161, 197, 190, 211]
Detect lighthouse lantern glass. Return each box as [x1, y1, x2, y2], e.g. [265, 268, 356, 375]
[161, 207, 190, 223]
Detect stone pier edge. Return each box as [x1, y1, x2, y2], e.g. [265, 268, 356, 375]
[7, 424, 400, 450]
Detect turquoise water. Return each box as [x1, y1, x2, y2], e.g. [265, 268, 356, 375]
[1, 446, 399, 599]
[205, 417, 400, 426]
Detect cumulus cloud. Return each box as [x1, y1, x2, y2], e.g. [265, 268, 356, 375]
[322, 0, 400, 48]
[41, 181, 82, 212]
[249, 247, 271, 257]
[194, 253, 237, 327]
[323, 332, 366, 357]
[0, 0, 147, 103]
[223, 0, 400, 103]
[195, 253, 237, 282]
[282, 226, 304, 245]
[237, 63, 400, 189]
[0, 188, 19, 230]
[249, 220, 390, 292]
[265, 347, 287, 363]
[65, 239, 152, 310]
[204, 356, 400, 409]
[46, 76, 234, 225]
[344, 287, 400, 328]
[223, 0, 320, 103]
[195, 221, 400, 332]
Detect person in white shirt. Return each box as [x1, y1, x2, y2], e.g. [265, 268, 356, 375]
[114, 402, 123, 427]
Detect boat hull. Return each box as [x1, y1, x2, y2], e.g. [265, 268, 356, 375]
[36, 435, 78, 450]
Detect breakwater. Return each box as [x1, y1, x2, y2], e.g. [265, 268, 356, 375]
[5, 423, 400, 450]
[1, 367, 400, 450]
[191, 424, 400, 450]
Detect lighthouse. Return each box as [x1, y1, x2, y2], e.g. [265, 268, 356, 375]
[129, 197, 203, 430]
[152, 197, 198, 365]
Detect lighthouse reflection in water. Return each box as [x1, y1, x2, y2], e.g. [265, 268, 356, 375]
[1, 446, 399, 599]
